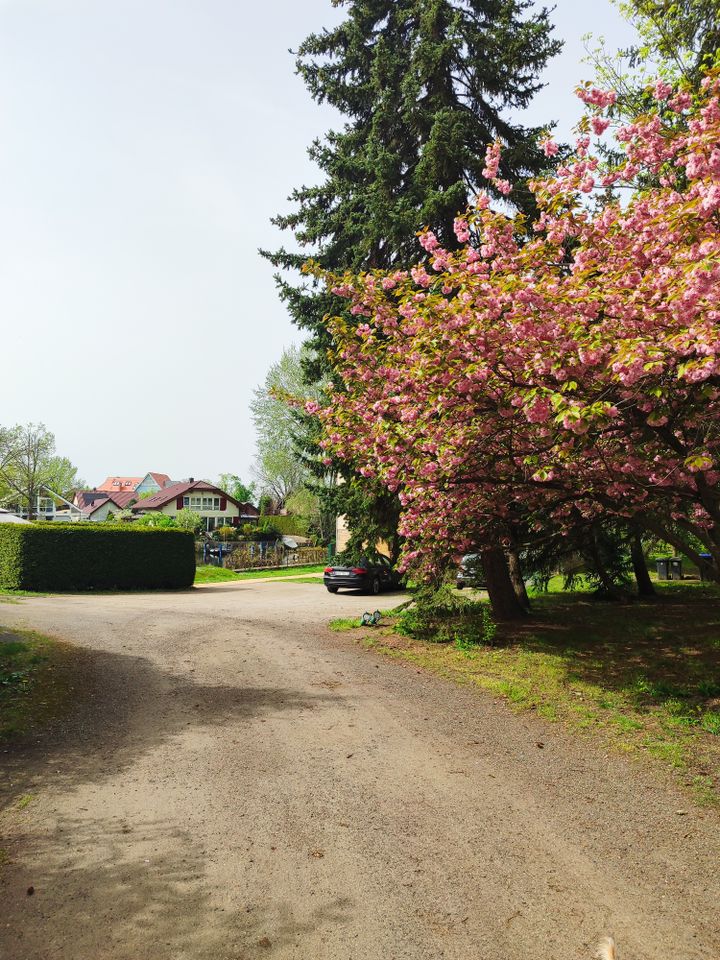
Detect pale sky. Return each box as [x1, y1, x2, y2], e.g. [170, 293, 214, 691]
[0, 0, 638, 488]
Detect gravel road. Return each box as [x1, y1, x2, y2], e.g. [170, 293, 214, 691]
[1, 582, 718, 960]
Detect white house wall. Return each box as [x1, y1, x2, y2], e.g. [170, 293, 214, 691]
[88, 500, 123, 522]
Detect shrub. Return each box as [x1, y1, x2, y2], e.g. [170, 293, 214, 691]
[396, 583, 497, 646]
[176, 509, 203, 535]
[264, 515, 309, 537]
[238, 519, 282, 542]
[213, 525, 239, 542]
[0, 524, 195, 591]
[258, 517, 282, 538]
[134, 512, 177, 528]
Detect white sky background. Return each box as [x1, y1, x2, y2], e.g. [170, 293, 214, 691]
[0, 0, 638, 488]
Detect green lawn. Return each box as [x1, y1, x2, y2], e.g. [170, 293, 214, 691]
[0, 587, 45, 603]
[333, 582, 720, 806]
[194, 564, 326, 583]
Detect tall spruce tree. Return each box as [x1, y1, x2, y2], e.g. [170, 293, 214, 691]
[263, 0, 561, 582]
[264, 0, 561, 363]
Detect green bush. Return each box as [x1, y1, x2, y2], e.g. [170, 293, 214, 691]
[134, 512, 177, 528]
[238, 519, 282, 542]
[213, 525, 239, 542]
[0, 524, 195, 591]
[175, 509, 203, 535]
[265, 515, 309, 537]
[396, 584, 497, 646]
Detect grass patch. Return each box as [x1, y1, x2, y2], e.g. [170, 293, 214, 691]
[354, 582, 720, 806]
[0, 629, 81, 740]
[194, 565, 243, 583]
[329, 617, 362, 632]
[194, 564, 326, 583]
[0, 587, 45, 603]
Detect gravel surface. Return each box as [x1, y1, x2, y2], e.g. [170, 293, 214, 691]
[0, 582, 718, 960]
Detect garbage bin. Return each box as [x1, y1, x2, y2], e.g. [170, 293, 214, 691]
[656, 558, 671, 580]
[699, 553, 712, 582]
[669, 558, 683, 580]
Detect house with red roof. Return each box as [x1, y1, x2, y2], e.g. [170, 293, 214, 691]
[73, 472, 174, 521]
[96, 476, 143, 493]
[135, 473, 172, 496]
[79, 490, 139, 521]
[131, 479, 259, 532]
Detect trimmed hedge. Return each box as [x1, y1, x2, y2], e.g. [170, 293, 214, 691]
[261, 515, 310, 536]
[0, 524, 196, 591]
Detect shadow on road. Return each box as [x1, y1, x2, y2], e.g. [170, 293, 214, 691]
[0, 642, 337, 807]
[1, 805, 356, 960]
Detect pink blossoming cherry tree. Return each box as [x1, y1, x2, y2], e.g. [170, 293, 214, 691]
[306, 73, 720, 611]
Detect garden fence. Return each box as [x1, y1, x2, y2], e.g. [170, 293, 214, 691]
[196, 540, 327, 571]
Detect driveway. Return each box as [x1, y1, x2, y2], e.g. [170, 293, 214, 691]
[0, 582, 718, 960]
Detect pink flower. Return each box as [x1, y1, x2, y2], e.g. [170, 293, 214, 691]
[482, 142, 501, 180]
[653, 79, 673, 101]
[576, 86, 617, 108]
[454, 218, 470, 242]
[591, 116, 610, 135]
[541, 138, 559, 157]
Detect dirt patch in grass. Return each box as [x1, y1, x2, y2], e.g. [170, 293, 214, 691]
[0, 629, 91, 742]
[345, 583, 720, 806]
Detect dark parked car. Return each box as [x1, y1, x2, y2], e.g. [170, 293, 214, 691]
[324, 555, 403, 595]
[456, 553, 486, 590]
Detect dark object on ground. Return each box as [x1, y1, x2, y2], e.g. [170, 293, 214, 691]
[656, 557, 684, 581]
[361, 610, 382, 626]
[324, 556, 402, 595]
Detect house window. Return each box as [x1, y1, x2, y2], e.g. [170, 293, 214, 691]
[183, 496, 190, 507]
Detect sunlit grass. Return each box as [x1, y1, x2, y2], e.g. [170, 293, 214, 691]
[345, 581, 720, 806]
[195, 564, 326, 583]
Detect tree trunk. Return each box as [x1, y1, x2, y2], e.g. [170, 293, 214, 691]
[587, 527, 623, 600]
[630, 529, 655, 597]
[506, 547, 531, 611]
[481, 547, 528, 621]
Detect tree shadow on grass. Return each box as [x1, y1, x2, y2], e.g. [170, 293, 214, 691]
[501, 588, 720, 711]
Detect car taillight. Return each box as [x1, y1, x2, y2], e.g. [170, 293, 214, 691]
[351, 567, 368, 575]
[324, 566, 333, 573]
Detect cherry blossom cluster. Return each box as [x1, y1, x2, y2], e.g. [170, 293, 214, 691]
[305, 72, 720, 580]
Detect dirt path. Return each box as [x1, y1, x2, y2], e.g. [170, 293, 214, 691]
[1, 583, 718, 960]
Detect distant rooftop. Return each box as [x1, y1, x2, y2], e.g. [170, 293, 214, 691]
[96, 476, 143, 492]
